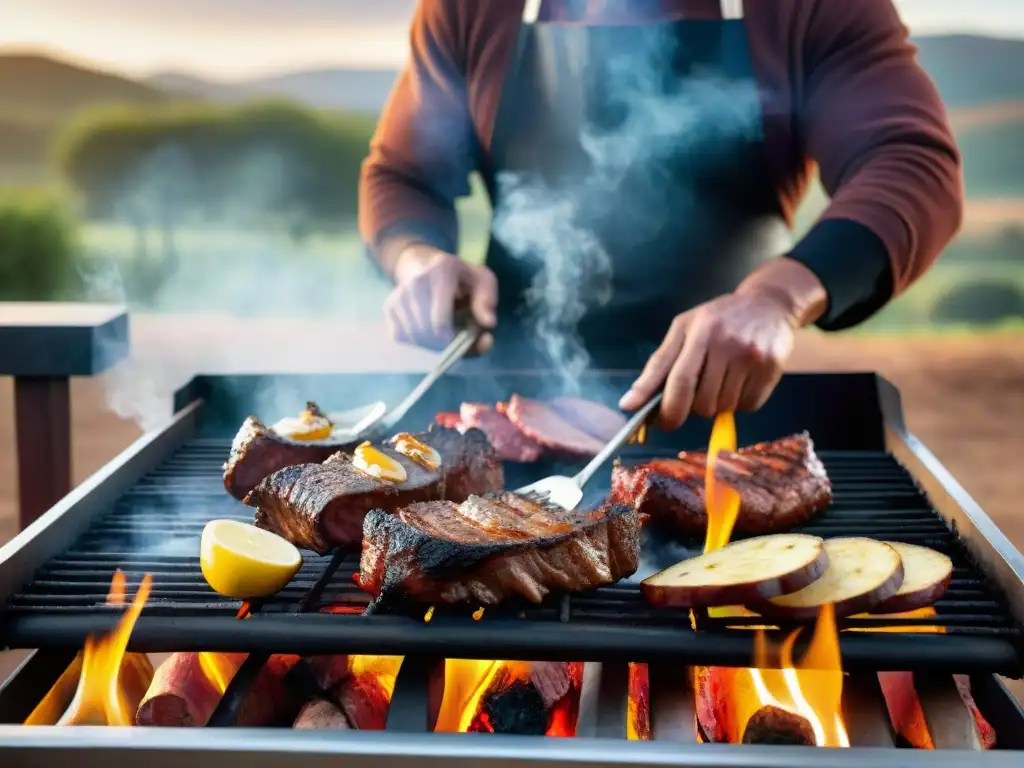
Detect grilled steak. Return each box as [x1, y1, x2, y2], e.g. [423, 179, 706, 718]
[546, 397, 627, 442]
[610, 432, 831, 537]
[247, 427, 504, 554]
[505, 394, 606, 456]
[224, 416, 355, 501]
[358, 492, 639, 605]
[460, 402, 543, 462]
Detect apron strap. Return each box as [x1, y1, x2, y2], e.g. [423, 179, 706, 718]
[523, 1, 744, 23]
[720, 0, 744, 19]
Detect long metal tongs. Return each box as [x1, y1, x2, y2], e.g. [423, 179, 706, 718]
[515, 392, 664, 511]
[353, 318, 484, 442]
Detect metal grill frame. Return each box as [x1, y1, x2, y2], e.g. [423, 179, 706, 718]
[2, 374, 1024, 665]
[2, 371, 1024, 765]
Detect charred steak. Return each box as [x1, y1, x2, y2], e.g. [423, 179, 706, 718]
[224, 416, 357, 501]
[610, 432, 831, 537]
[247, 427, 504, 554]
[358, 492, 639, 605]
[460, 403, 543, 463]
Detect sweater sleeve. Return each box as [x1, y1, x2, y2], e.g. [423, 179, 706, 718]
[786, 0, 964, 330]
[358, 0, 475, 272]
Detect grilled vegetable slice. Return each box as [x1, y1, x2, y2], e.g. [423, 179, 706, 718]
[750, 537, 904, 619]
[870, 542, 953, 614]
[641, 534, 828, 609]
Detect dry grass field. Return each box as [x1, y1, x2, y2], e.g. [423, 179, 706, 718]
[1, 316, 1022, 707]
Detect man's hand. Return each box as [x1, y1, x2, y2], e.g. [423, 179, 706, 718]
[384, 243, 498, 352]
[619, 258, 828, 429]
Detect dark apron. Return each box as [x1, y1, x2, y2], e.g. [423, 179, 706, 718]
[473, 0, 791, 372]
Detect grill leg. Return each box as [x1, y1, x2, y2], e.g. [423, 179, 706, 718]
[14, 376, 71, 530]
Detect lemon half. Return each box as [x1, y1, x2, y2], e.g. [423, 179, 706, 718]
[200, 519, 303, 599]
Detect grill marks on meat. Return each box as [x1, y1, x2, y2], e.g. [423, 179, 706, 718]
[505, 395, 606, 456]
[359, 492, 639, 605]
[247, 427, 504, 554]
[460, 402, 543, 462]
[611, 432, 831, 537]
[224, 416, 354, 501]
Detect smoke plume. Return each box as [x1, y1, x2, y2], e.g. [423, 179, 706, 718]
[490, 24, 763, 391]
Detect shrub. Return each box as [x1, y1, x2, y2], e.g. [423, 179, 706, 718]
[929, 280, 1024, 325]
[0, 190, 79, 300]
[53, 100, 378, 232]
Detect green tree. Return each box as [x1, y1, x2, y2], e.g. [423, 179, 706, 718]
[54, 100, 377, 261]
[0, 190, 79, 300]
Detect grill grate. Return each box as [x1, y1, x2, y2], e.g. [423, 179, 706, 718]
[3, 438, 1022, 674]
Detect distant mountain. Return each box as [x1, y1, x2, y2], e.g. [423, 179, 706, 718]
[143, 35, 1024, 116]
[0, 52, 177, 123]
[0, 52, 183, 183]
[146, 67, 401, 114]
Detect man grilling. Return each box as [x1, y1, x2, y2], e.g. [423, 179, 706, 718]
[359, 0, 962, 429]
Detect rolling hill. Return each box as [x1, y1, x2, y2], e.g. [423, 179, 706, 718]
[1, 35, 1022, 196]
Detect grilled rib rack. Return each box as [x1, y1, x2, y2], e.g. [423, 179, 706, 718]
[1, 372, 1023, 676]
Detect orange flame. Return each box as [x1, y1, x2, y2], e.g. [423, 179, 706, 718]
[743, 604, 848, 747]
[434, 660, 532, 732]
[55, 571, 153, 726]
[198, 653, 241, 696]
[704, 412, 740, 554]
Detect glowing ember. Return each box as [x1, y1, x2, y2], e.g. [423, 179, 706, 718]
[55, 572, 153, 726]
[704, 412, 740, 554]
[318, 604, 365, 614]
[349, 656, 403, 700]
[472, 607, 485, 621]
[424, 606, 435, 623]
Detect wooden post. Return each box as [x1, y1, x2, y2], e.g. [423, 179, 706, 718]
[14, 376, 71, 529]
[0, 302, 128, 531]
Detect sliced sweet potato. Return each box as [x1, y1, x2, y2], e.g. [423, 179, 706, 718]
[750, 537, 904, 619]
[870, 542, 952, 614]
[642, 534, 828, 609]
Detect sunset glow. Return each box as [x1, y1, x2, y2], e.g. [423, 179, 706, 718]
[0, 0, 1020, 79]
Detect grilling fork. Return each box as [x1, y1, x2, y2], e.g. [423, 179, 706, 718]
[515, 392, 663, 511]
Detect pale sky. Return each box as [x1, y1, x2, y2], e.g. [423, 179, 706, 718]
[0, 0, 1022, 79]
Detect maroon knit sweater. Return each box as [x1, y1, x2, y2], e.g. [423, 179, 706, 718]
[359, 0, 963, 329]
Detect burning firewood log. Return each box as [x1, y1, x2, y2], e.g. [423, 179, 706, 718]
[629, 663, 651, 741]
[294, 699, 350, 730]
[879, 671, 996, 749]
[136, 652, 304, 727]
[330, 674, 390, 730]
[468, 674, 548, 735]
[741, 706, 816, 745]
[693, 666, 733, 743]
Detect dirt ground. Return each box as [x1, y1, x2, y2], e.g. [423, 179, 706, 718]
[1, 315, 1022, 705]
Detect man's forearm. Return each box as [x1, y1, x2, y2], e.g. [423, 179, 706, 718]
[735, 256, 829, 328]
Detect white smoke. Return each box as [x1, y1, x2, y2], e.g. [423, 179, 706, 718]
[490, 27, 764, 391]
[77, 144, 391, 433]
